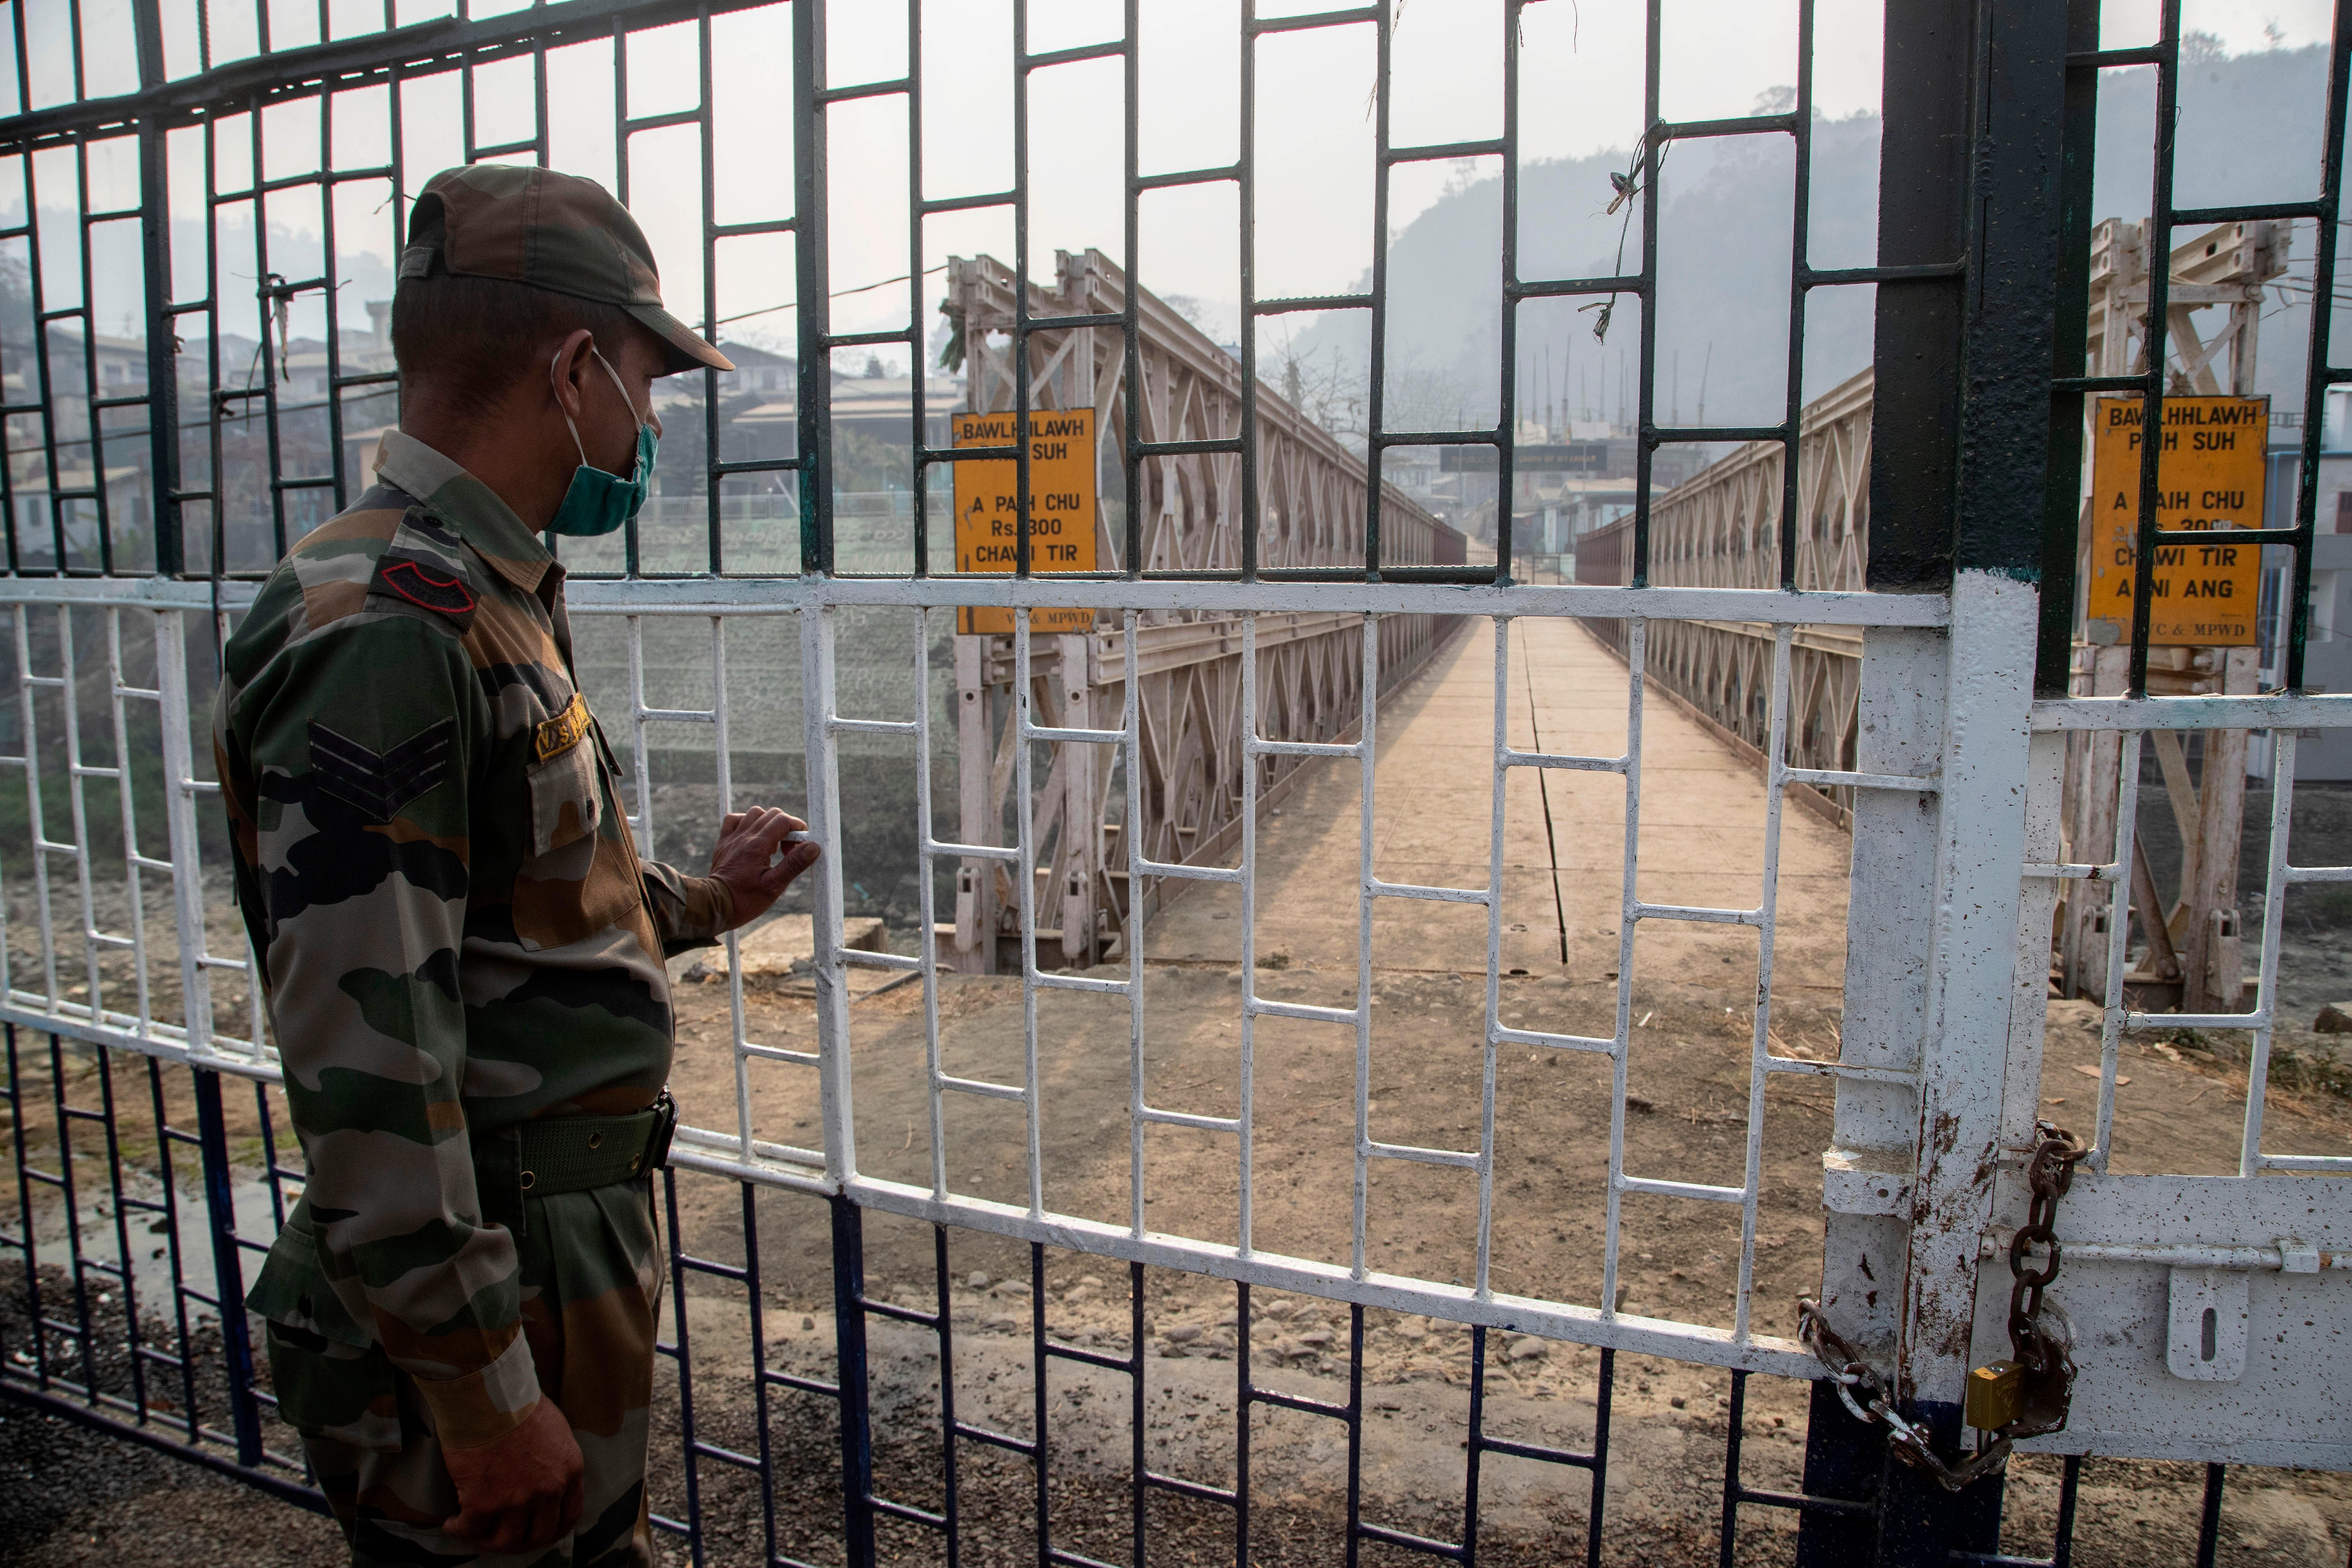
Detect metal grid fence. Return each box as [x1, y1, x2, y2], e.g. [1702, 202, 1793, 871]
[4, 1, 2352, 1566]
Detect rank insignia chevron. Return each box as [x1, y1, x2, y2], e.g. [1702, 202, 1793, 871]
[306, 717, 458, 822]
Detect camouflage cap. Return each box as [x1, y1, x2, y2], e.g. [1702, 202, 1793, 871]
[401, 164, 733, 374]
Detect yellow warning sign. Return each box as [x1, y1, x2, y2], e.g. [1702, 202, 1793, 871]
[2086, 394, 2267, 647]
[953, 408, 1097, 636]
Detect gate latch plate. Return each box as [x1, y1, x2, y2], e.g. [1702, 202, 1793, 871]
[2167, 1267, 2249, 1382]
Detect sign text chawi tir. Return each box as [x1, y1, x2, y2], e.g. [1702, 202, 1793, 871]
[2086, 394, 2267, 647]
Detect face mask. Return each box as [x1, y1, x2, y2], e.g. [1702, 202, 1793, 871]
[546, 347, 657, 537]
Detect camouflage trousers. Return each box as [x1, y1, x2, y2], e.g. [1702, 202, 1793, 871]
[266, 1178, 665, 1567]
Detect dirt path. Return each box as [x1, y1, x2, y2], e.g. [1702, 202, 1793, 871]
[1142, 617, 1853, 993]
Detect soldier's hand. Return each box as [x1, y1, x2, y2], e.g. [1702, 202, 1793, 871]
[442, 1394, 585, 1553]
[709, 804, 821, 928]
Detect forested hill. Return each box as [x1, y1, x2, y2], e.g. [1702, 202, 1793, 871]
[1287, 39, 2333, 438]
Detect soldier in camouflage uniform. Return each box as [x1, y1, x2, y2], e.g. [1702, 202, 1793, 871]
[214, 165, 819, 1566]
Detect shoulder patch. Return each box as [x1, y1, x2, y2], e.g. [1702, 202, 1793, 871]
[308, 718, 458, 823]
[371, 555, 478, 628]
[364, 509, 483, 632]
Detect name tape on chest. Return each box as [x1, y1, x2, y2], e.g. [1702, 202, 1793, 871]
[535, 691, 592, 763]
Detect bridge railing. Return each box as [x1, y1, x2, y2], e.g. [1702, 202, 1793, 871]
[1574, 371, 1874, 826]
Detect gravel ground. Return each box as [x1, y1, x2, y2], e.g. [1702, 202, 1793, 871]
[9, 1259, 2352, 1566]
[0, 1266, 344, 1567]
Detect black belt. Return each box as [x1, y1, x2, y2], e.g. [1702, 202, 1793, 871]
[472, 1091, 677, 1234]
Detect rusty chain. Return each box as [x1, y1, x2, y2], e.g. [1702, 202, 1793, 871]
[1797, 1121, 2091, 1493]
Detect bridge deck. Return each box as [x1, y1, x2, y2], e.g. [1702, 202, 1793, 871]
[1144, 617, 1855, 996]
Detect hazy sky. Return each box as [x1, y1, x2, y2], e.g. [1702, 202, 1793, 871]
[9, 0, 2342, 366]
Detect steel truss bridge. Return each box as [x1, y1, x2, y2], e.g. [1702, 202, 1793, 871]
[944, 250, 1467, 966]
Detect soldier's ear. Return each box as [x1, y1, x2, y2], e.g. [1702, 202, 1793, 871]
[546, 328, 600, 420]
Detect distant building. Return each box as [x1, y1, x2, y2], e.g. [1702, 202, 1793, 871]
[0, 304, 1093, 579]
[719, 356, 968, 452]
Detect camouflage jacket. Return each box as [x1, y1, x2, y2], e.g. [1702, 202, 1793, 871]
[215, 429, 733, 1449]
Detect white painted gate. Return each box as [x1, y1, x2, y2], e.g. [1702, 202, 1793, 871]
[16, 559, 2348, 1480]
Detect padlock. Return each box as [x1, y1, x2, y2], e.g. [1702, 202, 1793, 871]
[2009, 1300, 2077, 1439]
[1965, 1360, 2026, 1431]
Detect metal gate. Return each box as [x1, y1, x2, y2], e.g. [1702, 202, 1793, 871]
[5, 1, 2352, 1565]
